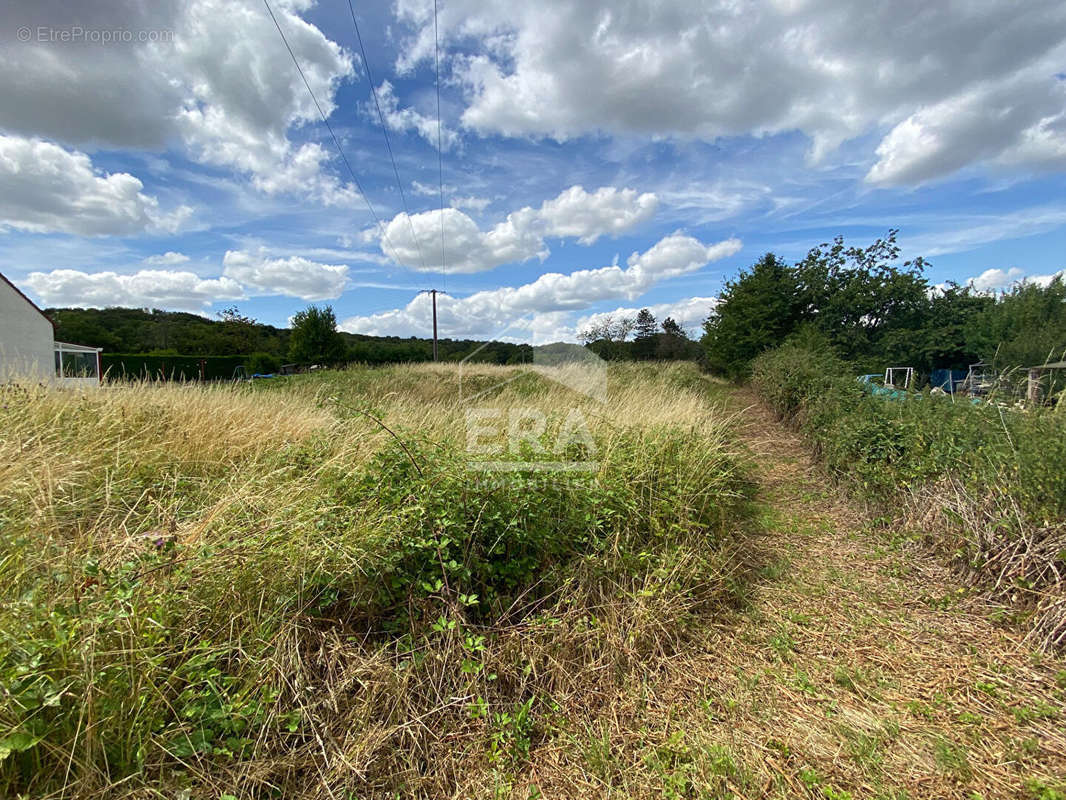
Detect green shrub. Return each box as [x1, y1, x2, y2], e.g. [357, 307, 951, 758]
[245, 351, 281, 374]
[752, 342, 1066, 647]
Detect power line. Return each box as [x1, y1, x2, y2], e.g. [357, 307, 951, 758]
[433, 0, 447, 292]
[346, 0, 429, 272]
[261, 0, 402, 264]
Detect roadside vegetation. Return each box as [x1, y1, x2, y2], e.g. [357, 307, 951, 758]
[693, 230, 1066, 649]
[752, 342, 1066, 650]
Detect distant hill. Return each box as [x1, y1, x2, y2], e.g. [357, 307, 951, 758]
[46, 306, 534, 365]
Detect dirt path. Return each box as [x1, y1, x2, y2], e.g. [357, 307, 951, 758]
[535, 386, 1066, 799]
[700, 387, 1066, 798]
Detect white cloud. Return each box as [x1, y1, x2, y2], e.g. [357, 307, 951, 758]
[341, 232, 740, 340]
[374, 80, 461, 150]
[867, 78, 1066, 185]
[412, 181, 491, 212]
[378, 184, 658, 272]
[412, 180, 456, 196]
[538, 186, 658, 244]
[23, 245, 357, 310]
[395, 0, 1066, 183]
[970, 267, 1026, 292]
[659, 181, 774, 224]
[451, 195, 492, 212]
[221, 250, 349, 300]
[902, 206, 1066, 257]
[968, 266, 1065, 292]
[24, 269, 243, 312]
[0, 135, 191, 236]
[144, 251, 191, 266]
[0, 0, 358, 205]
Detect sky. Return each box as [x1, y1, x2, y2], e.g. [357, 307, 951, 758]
[1, 0, 1065, 344]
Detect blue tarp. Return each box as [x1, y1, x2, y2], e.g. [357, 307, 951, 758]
[930, 368, 967, 393]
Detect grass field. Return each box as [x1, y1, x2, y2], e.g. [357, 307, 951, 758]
[2, 363, 1065, 799]
[0, 362, 755, 798]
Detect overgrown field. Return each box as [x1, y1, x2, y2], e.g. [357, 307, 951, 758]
[752, 343, 1066, 649]
[0, 363, 754, 798]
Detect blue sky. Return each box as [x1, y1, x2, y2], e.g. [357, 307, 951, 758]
[1, 0, 1065, 343]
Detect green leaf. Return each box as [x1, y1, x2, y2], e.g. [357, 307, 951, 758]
[0, 731, 41, 761]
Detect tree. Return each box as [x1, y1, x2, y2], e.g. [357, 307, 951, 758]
[661, 317, 684, 337]
[966, 276, 1066, 368]
[633, 308, 658, 359]
[577, 314, 636, 360]
[901, 283, 991, 371]
[793, 230, 929, 371]
[655, 318, 700, 360]
[246, 352, 281, 375]
[634, 308, 657, 338]
[217, 305, 259, 354]
[701, 253, 804, 378]
[289, 305, 346, 364]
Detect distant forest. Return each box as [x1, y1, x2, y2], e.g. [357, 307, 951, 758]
[46, 306, 533, 366]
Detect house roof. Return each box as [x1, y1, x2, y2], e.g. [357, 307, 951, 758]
[0, 271, 55, 332]
[1029, 360, 1066, 371]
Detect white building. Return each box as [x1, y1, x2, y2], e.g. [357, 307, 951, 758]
[1, 272, 101, 386]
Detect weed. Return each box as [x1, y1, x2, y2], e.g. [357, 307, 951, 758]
[932, 736, 973, 781]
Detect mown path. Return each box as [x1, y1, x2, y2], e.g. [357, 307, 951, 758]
[679, 385, 1066, 798]
[534, 385, 1066, 799]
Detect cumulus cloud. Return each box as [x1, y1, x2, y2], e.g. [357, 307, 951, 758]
[143, 251, 190, 266]
[341, 232, 740, 340]
[221, 250, 349, 300]
[24, 269, 243, 312]
[0, 0, 357, 205]
[968, 266, 1065, 292]
[378, 185, 658, 271]
[23, 245, 357, 310]
[539, 186, 659, 244]
[0, 135, 191, 236]
[868, 78, 1066, 185]
[395, 0, 1066, 183]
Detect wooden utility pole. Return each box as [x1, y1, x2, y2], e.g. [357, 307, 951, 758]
[420, 289, 445, 362]
[431, 289, 438, 361]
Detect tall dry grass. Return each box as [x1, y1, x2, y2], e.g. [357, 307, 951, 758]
[0, 362, 754, 798]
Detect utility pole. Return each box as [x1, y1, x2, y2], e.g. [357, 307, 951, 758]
[419, 289, 446, 362]
[431, 289, 438, 362]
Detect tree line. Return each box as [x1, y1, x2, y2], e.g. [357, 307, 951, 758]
[699, 230, 1066, 380]
[577, 310, 702, 362]
[47, 305, 533, 373]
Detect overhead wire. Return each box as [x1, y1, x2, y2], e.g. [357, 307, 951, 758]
[261, 0, 403, 265]
[346, 0, 429, 271]
[433, 0, 447, 291]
